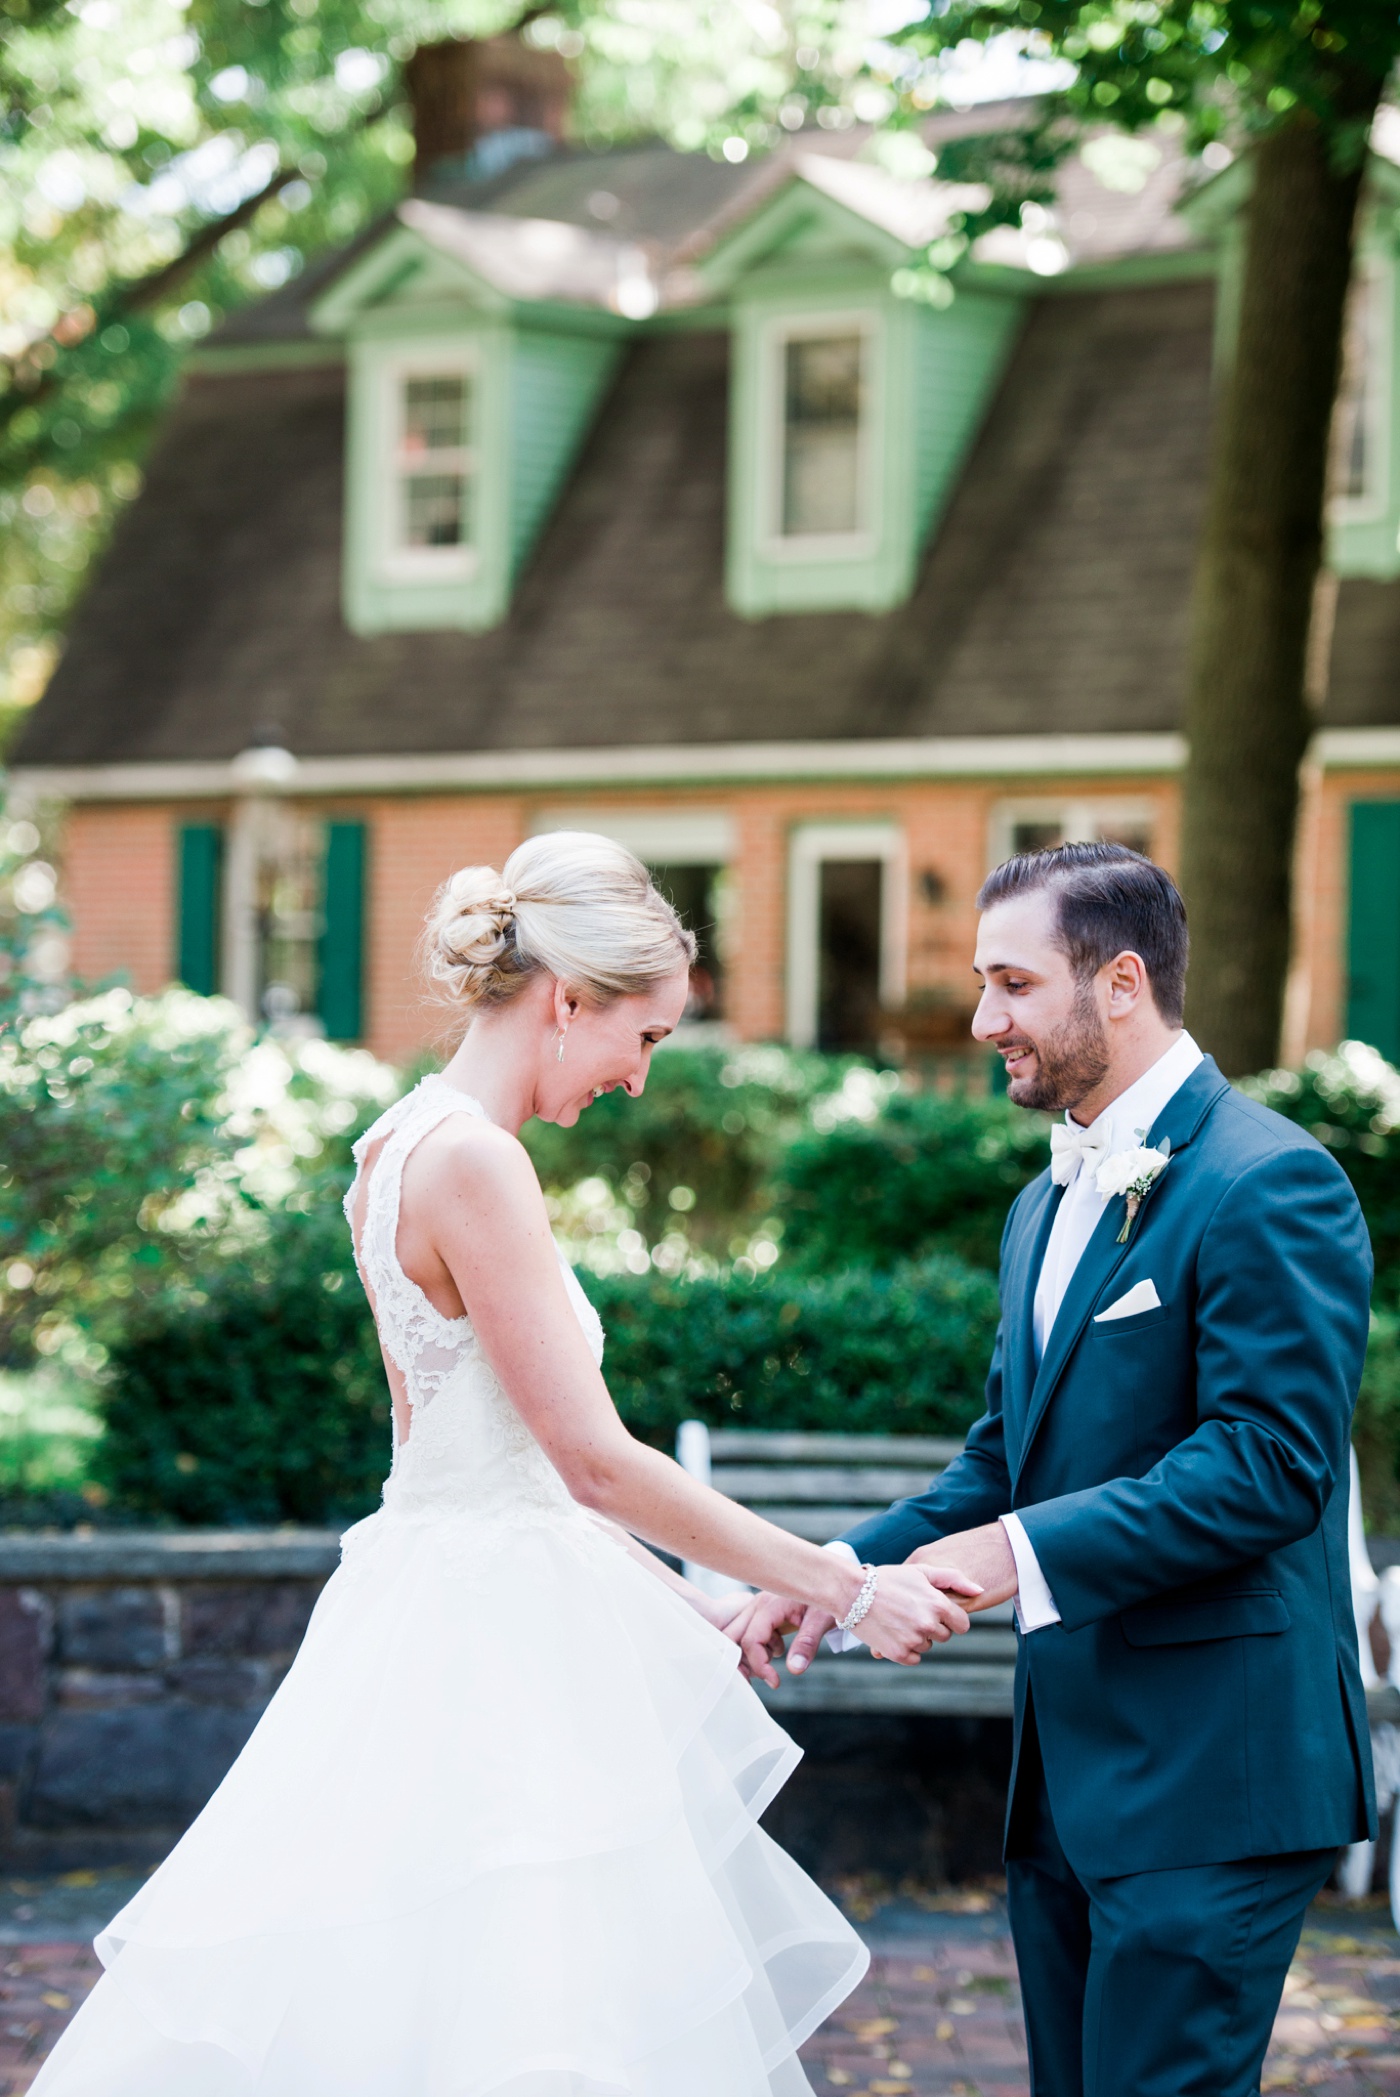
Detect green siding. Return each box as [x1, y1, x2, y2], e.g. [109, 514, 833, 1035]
[1347, 801, 1400, 1057]
[176, 824, 222, 995]
[912, 291, 1023, 545]
[509, 331, 622, 576]
[319, 821, 366, 1041]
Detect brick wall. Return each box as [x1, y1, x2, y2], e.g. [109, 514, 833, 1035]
[62, 806, 175, 995]
[54, 765, 1390, 1069]
[366, 796, 525, 1064]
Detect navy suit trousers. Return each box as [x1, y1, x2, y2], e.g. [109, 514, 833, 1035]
[1006, 1709, 1335, 2097]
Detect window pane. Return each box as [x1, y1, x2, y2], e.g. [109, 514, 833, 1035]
[817, 859, 883, 1053]
[1098, 822, 1153, 858]
[403, 374, 468, 457]
[403, 472, 468, 548]
[1011, 821, 1064, 855]
[782, 334, 863, 537]
[649, 862, 725, 1022]
[256, 822, 322, 1027]
[1331, 276, 1376, 504]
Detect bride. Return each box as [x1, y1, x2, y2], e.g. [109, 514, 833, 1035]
[33, 833, 977, 2097]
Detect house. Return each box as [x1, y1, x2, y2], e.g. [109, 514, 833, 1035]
[13, 81, 1400, 1069]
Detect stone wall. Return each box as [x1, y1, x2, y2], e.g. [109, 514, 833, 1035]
[0, 1532, 339, 1865]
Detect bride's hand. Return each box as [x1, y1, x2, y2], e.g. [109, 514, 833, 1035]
[722, 1591, 804, 1688]
[858, 1563, 982, 1666]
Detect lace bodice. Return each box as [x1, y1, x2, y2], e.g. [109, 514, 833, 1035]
[343, 1074, 604, 1523]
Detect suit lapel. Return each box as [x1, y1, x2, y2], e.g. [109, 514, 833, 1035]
[1003, 1174, 1060, 1460]
[1010, 1054, 1232, 1489]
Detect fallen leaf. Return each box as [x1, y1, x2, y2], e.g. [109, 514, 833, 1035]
[936, 2020, 955, 2041]
[40, 1994, 69, 2011]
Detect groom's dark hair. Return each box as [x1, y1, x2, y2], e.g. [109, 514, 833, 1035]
[977, 842, 1189, 1026]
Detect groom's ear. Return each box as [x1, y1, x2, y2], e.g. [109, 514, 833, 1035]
[1104, 950, 1150, 1018]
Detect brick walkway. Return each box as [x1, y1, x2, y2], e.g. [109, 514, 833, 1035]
[4, 1883, 1400, 2093]
[794, 1889, 1400, 2097]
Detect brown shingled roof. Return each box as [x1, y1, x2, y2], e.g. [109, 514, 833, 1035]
[18, 270, 1397, 772]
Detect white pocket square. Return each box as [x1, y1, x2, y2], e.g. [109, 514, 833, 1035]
[1094, 1278, 1162, 1323]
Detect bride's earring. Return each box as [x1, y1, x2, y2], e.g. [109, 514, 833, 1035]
[555, 1027, 567, 1063]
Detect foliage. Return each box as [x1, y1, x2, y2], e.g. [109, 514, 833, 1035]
[0, 0, 879, 716]
[1240, 1042, 1400, 1292]
[95, 1242, 998, 1522]
[586, 1253, 1000, 1451]
[774, 1089, 1051, 1275]
[893, 3, 1395, 154]
[0, 787, 71, 1017]
[0, 981, 398, 1367]
[1356, 1306, 1400, 1535]
[97, 1206, 388, 1524]
[525, 1043, 866, 1268]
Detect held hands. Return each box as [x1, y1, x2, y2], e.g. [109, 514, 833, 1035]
[727, 1561, 983, 1686]
[906, 1523, 1018, 1610]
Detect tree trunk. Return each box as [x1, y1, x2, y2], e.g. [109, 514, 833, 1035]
[1179, 99, 1380, 1075]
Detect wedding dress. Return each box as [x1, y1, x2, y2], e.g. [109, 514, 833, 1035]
[32, 1074, 867, 2096]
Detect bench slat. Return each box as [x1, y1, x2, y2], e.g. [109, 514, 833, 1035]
[705, 1431, 964, 1465]
[710, 1465, 940, 1504]
[757, 1658, 1014, 1718]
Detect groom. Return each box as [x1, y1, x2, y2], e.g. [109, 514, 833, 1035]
[744, 842, 1376, 2097]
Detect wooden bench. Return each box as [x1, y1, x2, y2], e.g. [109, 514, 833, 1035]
[674, 1424, 1017, 1717]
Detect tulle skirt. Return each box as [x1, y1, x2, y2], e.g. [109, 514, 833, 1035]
[30, 1502, 868, 2095]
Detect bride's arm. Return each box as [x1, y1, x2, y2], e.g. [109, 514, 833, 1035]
[413, 1123, 978, 1672]
[589, 1516, 752, 1631]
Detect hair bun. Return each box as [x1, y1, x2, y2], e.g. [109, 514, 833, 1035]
[422, 831, 697, 1025]
[424, 866, 520, 1008]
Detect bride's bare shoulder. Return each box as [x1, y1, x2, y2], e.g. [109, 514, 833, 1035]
[406, 1111, 543, 1215]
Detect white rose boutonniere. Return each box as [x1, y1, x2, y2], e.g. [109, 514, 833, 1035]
[1095, 1137, 1171, 1244]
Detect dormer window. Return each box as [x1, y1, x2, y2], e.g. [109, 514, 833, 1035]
[387, 361, 478, 574]
[764, 313, 877, 558]
[781, 330, 867, 538]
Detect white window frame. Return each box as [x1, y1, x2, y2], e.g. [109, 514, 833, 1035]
[786, 821, 906, 1049]
[1330, 256, 1393, 527]
[378, 351, 481, 583]
[758, 310, 881, 563]
[987, 798, 1158, 868]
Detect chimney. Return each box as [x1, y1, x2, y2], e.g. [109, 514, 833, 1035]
[403, 35, 571, 190]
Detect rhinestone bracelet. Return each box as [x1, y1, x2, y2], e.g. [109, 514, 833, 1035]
[836, 1563, 879, 1635]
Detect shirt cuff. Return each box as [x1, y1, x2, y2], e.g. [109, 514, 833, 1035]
[1000, 1512, 1061, 1633]
[822, 1540, 864, 1654]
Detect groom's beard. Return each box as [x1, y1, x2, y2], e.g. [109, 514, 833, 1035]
[1001, 980, 1110, 1113]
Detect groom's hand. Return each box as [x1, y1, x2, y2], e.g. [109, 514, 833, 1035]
[907, 1523, 1018, 1609]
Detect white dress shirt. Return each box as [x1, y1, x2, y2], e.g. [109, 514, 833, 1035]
[1001, 1030, 1202, 1630]
[828, 1033, 1202, 1648]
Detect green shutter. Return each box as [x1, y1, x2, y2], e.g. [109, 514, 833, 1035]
[318, 821, 366, 1041]
[176, 824, 222, 995]
[1347, 801, 1400, 1057]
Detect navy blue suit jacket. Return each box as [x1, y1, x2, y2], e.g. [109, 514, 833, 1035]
[842, 1057, 1377, 1877]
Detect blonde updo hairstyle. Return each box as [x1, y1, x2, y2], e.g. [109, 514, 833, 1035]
[423, 832, 696, 1021]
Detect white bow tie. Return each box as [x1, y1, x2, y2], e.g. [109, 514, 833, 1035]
[1050, 1122, 1110, 1187]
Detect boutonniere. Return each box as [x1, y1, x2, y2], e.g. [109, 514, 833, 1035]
[1095, 1136, 1171, 1244]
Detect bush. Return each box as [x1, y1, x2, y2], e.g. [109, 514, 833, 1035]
[773, 1091, 1051, 1275]
[94, 1240, 998, 1524]
[523, 1042, 859, 1262]
[97, 1214, 388, 1527]
[1241, 1043, 1400, 1293]
[0, 984, 399, 1371]
[588, 1253, 1000, 1452]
